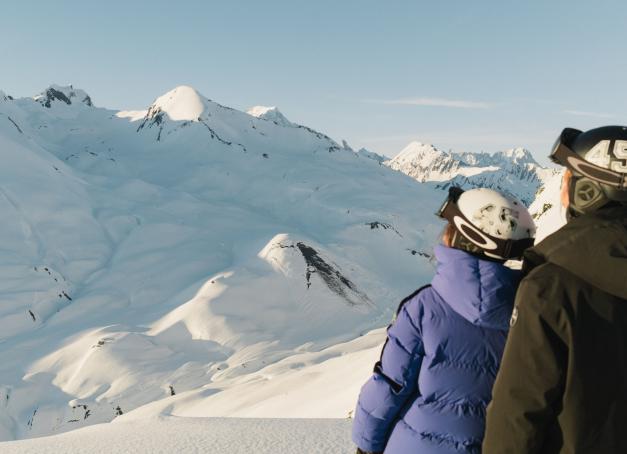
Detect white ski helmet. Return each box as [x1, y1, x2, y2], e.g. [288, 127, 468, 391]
[437, 187, 536, 260]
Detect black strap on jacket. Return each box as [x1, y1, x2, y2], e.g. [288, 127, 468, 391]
[372, 285, 431, 393]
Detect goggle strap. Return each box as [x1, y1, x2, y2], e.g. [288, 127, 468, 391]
[439, 201, 532, 260]
[552, 144, 627, 189]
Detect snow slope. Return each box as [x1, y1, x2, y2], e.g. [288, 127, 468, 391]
[247, 105, 293, 126]
[354, 147, 388, 164]
[0, 84, 563, 446]
[0, 84, 440, 441]
[0, 417, 354, 454]
[529, 170, 566, 241]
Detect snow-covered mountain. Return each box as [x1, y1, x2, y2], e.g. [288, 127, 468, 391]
[354, 147, 387, 164]
[334, 140, 387, 164]
[0, 84, 445, 441]
[33, 84, 93, 108]
[385, 141, 558, 205]
[0, 84, 563, 444]
[247, 105, 293, 126]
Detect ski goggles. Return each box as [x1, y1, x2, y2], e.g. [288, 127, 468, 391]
[550, 128, 627, 189]
[436, 186, 534, 260]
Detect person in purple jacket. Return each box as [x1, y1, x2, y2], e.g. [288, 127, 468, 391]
[352, 187, 536, 454]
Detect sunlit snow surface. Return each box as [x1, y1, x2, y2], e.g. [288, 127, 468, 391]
[0, 417, 354, 454]
[0, 85, 440, 441]
[0, 84, 561, 446]
[528, 170, 566, 241]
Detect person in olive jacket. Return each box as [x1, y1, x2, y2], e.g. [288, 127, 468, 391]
[483, 126, 627, 453]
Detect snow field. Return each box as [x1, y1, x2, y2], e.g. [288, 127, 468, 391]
[0, 83, 561, 446]
[0, 417, 354, 454]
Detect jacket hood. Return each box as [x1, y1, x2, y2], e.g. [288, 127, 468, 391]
[525, 205, 627, 300]
[431, 245, 521, 330]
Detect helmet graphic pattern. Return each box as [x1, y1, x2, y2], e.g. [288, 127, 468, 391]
[553, 126, 627, 217]
[469, 201, 524, 240]
[439, 187, 535, 260]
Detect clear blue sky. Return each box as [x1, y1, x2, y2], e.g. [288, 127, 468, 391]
[2, 0, 626, 162]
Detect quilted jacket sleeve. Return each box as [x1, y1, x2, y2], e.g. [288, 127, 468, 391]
[352, 293, 426, 453]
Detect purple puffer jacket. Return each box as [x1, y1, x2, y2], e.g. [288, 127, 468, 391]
[352, 245, 521, 453]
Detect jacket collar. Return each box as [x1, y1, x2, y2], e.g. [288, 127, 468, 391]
[431, 245, 521, 330]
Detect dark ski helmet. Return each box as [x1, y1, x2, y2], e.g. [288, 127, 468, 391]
[436, 186, 535, 260]
[550, 126, 627, 218]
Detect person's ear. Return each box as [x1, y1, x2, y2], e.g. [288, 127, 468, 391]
[560, 170, 572, 209]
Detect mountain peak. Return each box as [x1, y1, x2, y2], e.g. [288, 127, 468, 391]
[34, 84, 93, 108]
[393, 141, 447, 163]
[247, 105, 292, 126]
[355, 147, 387, 163]
[497, 147, 537, 165]
[149, 85, 208, 121]
[386, 142, 548, 205]
[386, 142, 457, 183]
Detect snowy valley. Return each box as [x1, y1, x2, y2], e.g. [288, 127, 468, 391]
[0, 84, 563, 450]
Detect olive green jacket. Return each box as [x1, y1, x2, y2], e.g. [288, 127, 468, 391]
[483, 205, 627, 454]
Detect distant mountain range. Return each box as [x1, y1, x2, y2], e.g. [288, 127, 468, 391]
[383, 141, 559, 206]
